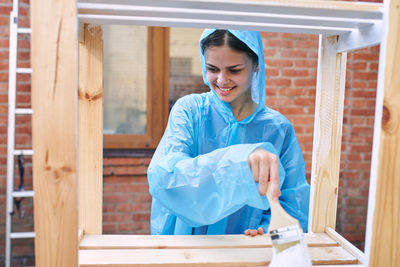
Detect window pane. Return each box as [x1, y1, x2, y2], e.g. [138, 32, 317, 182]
[169, 28, 209, 108]
[103, 25, 147, 135]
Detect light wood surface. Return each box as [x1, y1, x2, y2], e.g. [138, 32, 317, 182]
[78, 24, 103, 235]
[79, 246, 358, 266]
[31, 0, 78, 266]
[79, 233, 337, 249]
[368, 0, 400, 266]
[326, 227, 365, 264]
[309, 35, 347, 233]
[266, 183, 300, 238]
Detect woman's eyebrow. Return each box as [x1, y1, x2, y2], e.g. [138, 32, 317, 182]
[206, 63, 243, 68]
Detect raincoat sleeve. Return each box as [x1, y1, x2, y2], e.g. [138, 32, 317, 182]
[148, 97, 285, 227]
[256, 119, 309, 233]
[274, 121, 309, 232]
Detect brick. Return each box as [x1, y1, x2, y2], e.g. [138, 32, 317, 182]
[293, 40, 319, 49]
[133, 193, 152, 203]
[268, 78, 291, 87]
[263, 49, 277, 57]
[352, 53, 379, 61]
[103, 157, 142, 166]
[280, 50, 307, 58]
[266, 97, 292, 106]
[294, 59, 317, 68]
[103, 213, 131, 223]
[279, 88, 308, 97]
[265, 39, 293, 48]
[350, 89, 376, 98]
[116, 203, 149, 213]
[118, 184, 148, 193]
[132, 213, 150, 221]
[104, 175, 131, 184]
[113, 165, 147, 175]
[352, 71, 377, 80]
[266, 59, 293, 67]
[103, 194, 132, 204]
[265, 68, 279, 77]
[293, 97, 315, 106]
[281, 69, 309, 77]
[103, 223, 116, 233]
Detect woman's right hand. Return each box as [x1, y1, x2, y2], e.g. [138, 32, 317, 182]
[247, 148, 281, 201]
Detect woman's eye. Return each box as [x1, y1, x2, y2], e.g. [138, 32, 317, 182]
[207, 67, 218, 73]
[230, 69, 241, 73]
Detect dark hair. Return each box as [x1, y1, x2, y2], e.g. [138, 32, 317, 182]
[201, 30, 258, 65]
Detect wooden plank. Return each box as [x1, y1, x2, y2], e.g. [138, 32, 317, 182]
[366, 0, 400, 266]
[77, 15, 353, 35]
[31, 0, 78, 266]
[77, 0, 382, 38]
[79, 246, 358, 266]
[78, 24, 103, 235]
[78, 0, 383, 19]
[78, 5, 375, 29]
[337, 21, 382, 53]
[79, 233, 337, 250]
[326, 227, 365, 264]
[309, 35, 347, 233]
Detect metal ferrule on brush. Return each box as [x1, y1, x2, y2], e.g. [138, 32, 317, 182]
[269, 224, 303, 245]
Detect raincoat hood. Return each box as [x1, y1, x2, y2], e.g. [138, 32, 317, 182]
[199, 29, 266, 123]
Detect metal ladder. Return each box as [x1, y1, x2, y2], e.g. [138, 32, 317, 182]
[5, 0, 34, 266]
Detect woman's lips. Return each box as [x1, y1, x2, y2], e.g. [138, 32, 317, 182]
[217, 86, 234, 96]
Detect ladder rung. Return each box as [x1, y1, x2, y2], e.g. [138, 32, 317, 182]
[12, 190, 34, 198]
[15, 108, 33, 114]
[14, 149, 33, 156]
[16, 68, 32, 74]
[17, 27, 31, 34]
[10, 232, 35, 239]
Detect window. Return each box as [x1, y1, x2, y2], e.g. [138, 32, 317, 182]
[103, 26, 208, 150]
[103, 26, 169, 149]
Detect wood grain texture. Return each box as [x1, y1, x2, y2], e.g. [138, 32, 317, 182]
[31, 0, 78, 266]
[79, 233, 337, 250]
[78, 24, 103, 235]
[369, 0, 400, 266]
[79, 246, 358, 266]
[309, 35, 347, 233]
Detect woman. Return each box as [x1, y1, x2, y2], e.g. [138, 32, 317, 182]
[147, 29, 309, 236]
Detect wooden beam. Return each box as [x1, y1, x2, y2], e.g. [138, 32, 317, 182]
[309, 35, 347, 233]
[77, 0, 383, 39]
[79, 246, 358, 266]
[31, 0, 78, 265]
[326, 227, 365, 264]
[366, 0, 400, 266]
[78, 24, 103, 235]
[79, 233, 337, 250]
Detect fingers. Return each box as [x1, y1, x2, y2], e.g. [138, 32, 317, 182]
[268, 155, 281, 201]
[244, 227, 264, 236]
[248, 148, 281, 197]
[248, 153, 260, 182]
[257, 227, 264, 235]
[258, 156, 269, 196]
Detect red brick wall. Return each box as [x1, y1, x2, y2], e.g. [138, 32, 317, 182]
[0, 0, 381, 265]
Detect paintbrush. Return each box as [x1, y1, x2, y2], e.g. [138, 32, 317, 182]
[266, 183, 312, 265]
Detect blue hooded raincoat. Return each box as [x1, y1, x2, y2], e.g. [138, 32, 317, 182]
[147, 29, 310, 235]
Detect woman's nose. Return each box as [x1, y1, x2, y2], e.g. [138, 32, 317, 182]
[217, 71, 229, 84]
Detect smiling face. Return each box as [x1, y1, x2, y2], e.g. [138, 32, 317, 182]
[205, 44, 257, 108]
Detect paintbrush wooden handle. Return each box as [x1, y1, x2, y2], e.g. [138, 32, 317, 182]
[266, 182, 300, 232]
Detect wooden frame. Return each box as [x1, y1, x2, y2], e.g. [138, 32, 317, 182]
[103, 26, 169, 149]
[31, 0, 399, 266]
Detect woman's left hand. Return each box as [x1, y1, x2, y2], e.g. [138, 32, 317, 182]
[244, 227, 264, 236]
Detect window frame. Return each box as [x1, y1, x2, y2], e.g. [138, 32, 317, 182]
[103, 27, 169, 149]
